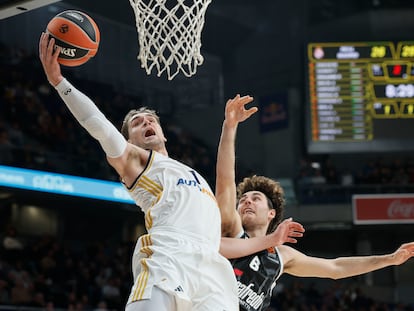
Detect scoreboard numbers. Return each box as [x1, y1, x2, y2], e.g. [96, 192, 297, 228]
[307, 41, 414, 153]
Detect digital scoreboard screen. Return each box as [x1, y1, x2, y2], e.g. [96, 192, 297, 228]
[306, 41, 414, 153]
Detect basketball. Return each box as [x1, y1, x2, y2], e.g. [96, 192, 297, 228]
[46, 10, 100, 67]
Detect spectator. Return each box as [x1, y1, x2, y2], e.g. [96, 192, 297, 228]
[10, 277, 33, 306]
[341, 169, 354, 186]
[31, 291, 46, 308]
[94, 300, 109, 311]
[2, 226, 24, 263]
[45, 301, 55, 311]
[310, 168, 327, 185]
[3, 226, 23, 251]
[101, 277, 121, 309]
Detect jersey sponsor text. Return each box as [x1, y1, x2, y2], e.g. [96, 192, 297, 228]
[237, 281, 265, 310]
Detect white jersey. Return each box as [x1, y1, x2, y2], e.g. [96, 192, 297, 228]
[125, 150, 238, 310]
[126, 150, 221, 246]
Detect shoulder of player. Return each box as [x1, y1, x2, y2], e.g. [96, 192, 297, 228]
[277, 245, 306, 263]
[125, 143, 152, 162]
[221, 211, 243, 238]
[221, 219, 245, 239]
[109, 143, 152, 185]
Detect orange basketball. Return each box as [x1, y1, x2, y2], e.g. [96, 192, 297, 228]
[46, 10, 100, 67]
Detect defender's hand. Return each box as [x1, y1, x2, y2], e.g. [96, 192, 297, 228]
[224, 94, 257, 128]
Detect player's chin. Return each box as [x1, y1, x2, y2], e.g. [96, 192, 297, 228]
[241, 215, 255, 226]
[142, 137, 160, 148]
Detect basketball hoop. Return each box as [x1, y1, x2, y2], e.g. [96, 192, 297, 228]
[129, 0, 212, 80]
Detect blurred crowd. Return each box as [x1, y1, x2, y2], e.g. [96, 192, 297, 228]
[1, 226, 413, 311]
[295, 156, 414, 203]
[1, 225, 132, 311]
[297, 156, 414, 187]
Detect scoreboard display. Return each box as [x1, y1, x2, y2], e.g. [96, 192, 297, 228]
[306, 41, 414, 153]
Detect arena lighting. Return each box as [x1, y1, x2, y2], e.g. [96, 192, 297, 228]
[0, 165, 135, 204]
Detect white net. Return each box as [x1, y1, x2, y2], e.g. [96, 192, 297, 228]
[129, 0, 212, 80]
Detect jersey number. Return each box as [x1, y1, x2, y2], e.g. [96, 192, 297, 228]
[249, 256, 261, 271]
[190, 170, 201, 184]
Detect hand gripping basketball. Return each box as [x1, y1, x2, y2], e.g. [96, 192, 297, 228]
[46, 10, 100, 67]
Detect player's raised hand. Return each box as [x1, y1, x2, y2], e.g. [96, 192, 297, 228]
[390, 242, 414, 265]
[39, 32, 63, 86]
[270, 218, 305, 245]
[225, 94, 257, 128]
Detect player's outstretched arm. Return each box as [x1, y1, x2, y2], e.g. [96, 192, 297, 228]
[216, 94, 257, 237]
[38, 32, 128, 171]
[280, 241, 414, 280]
[220, 218, 305, 259]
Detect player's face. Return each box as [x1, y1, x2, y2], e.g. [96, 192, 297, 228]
[128, 113, 167, 150]
[237, 191, 275, 230]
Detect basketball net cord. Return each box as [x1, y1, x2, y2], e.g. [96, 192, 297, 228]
[129, 0, 212, 80]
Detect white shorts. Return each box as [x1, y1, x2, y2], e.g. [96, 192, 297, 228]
[126, 227, 238, 311]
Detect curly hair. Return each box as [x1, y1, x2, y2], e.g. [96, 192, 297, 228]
[120, 107, 160, 140]
[236, 175, 285, 234]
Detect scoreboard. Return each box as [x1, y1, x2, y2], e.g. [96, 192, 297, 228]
[306, 41, 414, 153]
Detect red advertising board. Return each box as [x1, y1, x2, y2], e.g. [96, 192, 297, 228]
[352, 194, 414, 224]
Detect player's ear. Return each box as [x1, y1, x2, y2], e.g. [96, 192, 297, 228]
[160, 129, 167, 142]
[268, 209, 276, 219]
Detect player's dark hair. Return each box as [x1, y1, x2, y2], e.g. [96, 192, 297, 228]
[237, 175, 285, 234]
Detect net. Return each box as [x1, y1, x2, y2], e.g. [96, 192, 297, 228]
[129, 0, 212, 80]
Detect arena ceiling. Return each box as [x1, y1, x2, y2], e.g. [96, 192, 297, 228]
[61, 0, 414, 65]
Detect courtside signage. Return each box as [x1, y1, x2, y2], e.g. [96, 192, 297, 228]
[352, 194, 414, 224]
[0, 165, 134, 204]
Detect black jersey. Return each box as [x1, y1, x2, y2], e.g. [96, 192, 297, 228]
[231, 232, 283, 311]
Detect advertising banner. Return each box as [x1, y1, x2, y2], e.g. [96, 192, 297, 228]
[352, 194, 414, 224]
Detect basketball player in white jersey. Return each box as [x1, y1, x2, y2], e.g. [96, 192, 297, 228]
[38, 33, 305, 311]
[216, 94, 414, 311]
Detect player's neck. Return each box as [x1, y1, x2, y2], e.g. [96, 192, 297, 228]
[246, 227, 267, 238]
[155, 147, 168, 156]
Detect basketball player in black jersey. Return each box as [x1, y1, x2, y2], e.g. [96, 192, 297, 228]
[216, 94, 414, 311]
